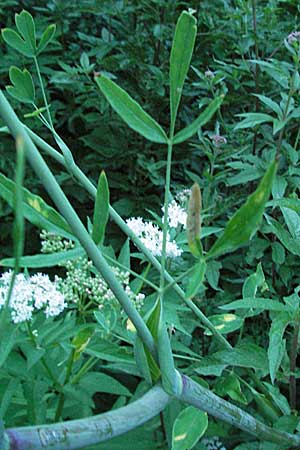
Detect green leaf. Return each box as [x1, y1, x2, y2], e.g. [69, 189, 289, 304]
[253, 94, 283, 117]
[242, 263, 265, 299]
[214, 342, 268, 371]
[6, 66, 35, 104]
[1, 247, 84, 268]
[72, 326, 95, 362]
[1, 28, 34, 57]
[0, 172, 73, 237]
[118, 238, 130, 269]
[281, 207, 300, 239]
[186, 260, 206, 299]
[172, 406, 208, 450]
[79, 371, 131, 396]
[173, 96, 224, 144]
[265, 215, 300, 256]
[268, 312, 291, 384]
[95, 75, 168, 143]
[92, 170, 110, 245]
[204, 313, 243, 335]
[215, 373, 248, 405]
[37, 23, 56, 54]
[170, 11, 197, 127]
[220, 298, 290, 312]
[234, 112, 274, 130]
[15, 10, 36, 54]
[207, 161, 277, 259]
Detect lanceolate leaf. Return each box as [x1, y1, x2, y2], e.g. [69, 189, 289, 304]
[268, 313, 291, 384]
[95, 75, 168, 143]
[0, 247, 84, 268]
[0, 172, 73, 237]
[170, 11, 197, 128]
[206, 161, 277, 259]
[92, 170, 110, 245]
[37, 24, 56, 54]
[173, 96, 224, 144]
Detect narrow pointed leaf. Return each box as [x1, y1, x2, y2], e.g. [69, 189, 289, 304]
[95, 75, 168, 143]
[0, 247, 84, 268]
[173, 96, 224, 144]
[172, 406, 208, 450]
[170, 11, 197, 127]
[92, 170, 109, 245]
[186, 259, 206, 299]
[157, 301, 182, 396]
[234, 113, 274, 130]
[15, 10, 36, 54]
[268, 313, 290, 384]
[0, 172, 73, 236]
[207, 161, 277, 259]
[1, 28, 34, 57]
[37, 23, 56, 54]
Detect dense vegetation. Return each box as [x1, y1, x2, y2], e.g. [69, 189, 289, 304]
[1, 1, 300, 449]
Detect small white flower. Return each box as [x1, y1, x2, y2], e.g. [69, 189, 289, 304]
[162, 200, 187, 229]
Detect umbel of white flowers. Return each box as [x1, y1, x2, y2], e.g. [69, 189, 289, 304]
[126, 192, 189, 258]
[0, 271, 67, 323]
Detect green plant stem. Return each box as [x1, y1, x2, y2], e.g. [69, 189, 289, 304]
[289, 319, 300, 410]
[55, 348, 75, 421]
[26, 322, 61, 390]
[33, 57, 53, 130]
[70, 357, 97, 386]
[25, 127, 231, 350]
[0, 90, 158, 364]
[159, 138, 173, 297]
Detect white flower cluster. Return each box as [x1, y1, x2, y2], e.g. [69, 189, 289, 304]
[0, 271, 67, 323]
[40, 230, 75, 254]
[56, 257, 145, 311]
[126, 193, 189, 258]
[200, 436, 227, 450]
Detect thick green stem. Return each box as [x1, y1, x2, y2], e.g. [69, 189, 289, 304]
[25, 127, 231, 349]
[0, 90, 157, 363]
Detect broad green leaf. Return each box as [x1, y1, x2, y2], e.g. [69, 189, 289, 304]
[204, 313, 243, 335]
[72, 326, 95, 362]
[79, 371, 131, 396]
[220, 298, 290, 312]
[172, 406, 208, 450]
[215, 373, 247, 404]
[265, 215, 300, 256]
[94, 309, 117, 334]
[0, 247, 84, 268]
[95, 75, 168, 143]
[170, 11, 197, 127]
[173, 96, 224, 144]
[281, 207, 300, 239]
[268, 312, 291, 384]
[15, 10, 36, 54]
[234, 112, 274, 130]
[271, 242, 285, 265]
[268, 198, 300, 213]
[207, 161, 277, 259]
[186, 260, 206, 299]
[0, 172, 73, 237]
[242, 263, 265, 299]
[6, 66, 35, 104]
[253, 94, 283, 117]
[206, 260, 222, 290]
[37, 23, 56, 54]
[1, 28, 34, 57]
[215, 342, 268, 371]
[92, 170, 109, 245]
